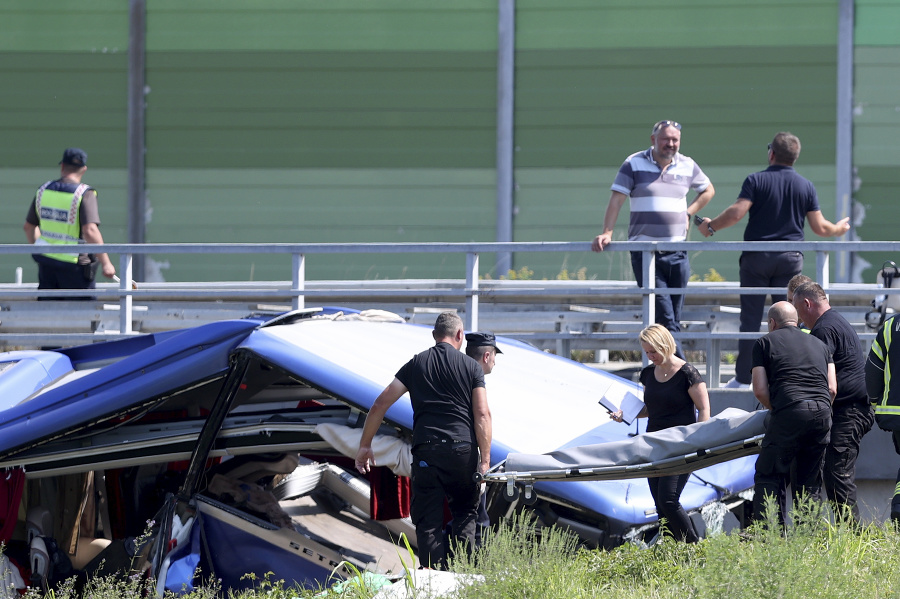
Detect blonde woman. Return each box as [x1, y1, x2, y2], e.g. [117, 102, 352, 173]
[612, 324, 710, 542]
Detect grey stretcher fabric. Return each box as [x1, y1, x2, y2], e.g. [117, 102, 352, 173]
[504, 407, 768, 474]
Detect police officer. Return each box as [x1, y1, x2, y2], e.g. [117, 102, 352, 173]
[24, 148, 115, 299]
[465, 331, 502, 375]
[464, 331, 502, 545]
[865, 313, 900, 523]
[355, 312, 492, 569]
[751, 301, 836, 526]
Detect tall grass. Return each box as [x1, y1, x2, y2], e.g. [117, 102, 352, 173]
[24, 500, 900, 598]
[450, 499, 900, 599]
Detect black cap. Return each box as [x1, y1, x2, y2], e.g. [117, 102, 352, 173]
[59, 148, 87, 167]
[465, 331, 502, 354]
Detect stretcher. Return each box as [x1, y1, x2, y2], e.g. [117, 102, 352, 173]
[477, 408, 768, 504]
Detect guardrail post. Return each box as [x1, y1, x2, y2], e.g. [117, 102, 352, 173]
[817, 250, 830, 300]
[466, 252, 479, 331]
[292, 253, 305, 311]
[119, 253, 133, 334]
[641, 250, 656, 327]
[707, 337, 720, 388]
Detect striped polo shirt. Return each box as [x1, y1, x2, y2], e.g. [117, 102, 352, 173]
[611, 148, 711, 242]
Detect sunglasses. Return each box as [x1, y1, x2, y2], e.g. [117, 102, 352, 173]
[652, 120, 681, 134]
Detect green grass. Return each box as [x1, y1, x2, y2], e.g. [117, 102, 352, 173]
[23, 502, 900, 598]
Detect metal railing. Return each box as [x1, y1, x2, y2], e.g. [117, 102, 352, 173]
[2, 240, 899, 386]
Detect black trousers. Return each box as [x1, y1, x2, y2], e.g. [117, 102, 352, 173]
[35, 256, 95, 301]
[647, 472, 699, 542]
[754, 401, 831, 525]
[735, 251, 803, 383]
[890, 431, 900, 515]
[824, 401, 874, 519]
[411, 442, 479, 569]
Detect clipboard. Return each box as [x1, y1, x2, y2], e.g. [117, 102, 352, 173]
[599, 390, 645, 425]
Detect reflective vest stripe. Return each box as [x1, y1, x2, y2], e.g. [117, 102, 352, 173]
[884, 324, 894, 406]
[875, 405, 900, 416]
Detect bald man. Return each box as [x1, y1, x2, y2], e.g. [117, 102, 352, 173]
[750, 301, 836, 526]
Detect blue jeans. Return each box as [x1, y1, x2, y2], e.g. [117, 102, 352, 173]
[631, 250, 690, 357]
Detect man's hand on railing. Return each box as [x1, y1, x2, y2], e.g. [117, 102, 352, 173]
[591, 233, 612, 252]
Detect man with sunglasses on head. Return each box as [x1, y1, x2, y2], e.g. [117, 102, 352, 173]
[592, 120, 715, 357]
[697, 132, 849, 389]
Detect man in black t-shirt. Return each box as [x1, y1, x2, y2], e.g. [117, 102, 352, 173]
[792, 282, 874, 520]
[355, 312, 492, 569]
[751, 301, 836, 526]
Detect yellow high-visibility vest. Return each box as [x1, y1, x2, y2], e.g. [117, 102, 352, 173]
[34, 181, 90, 264]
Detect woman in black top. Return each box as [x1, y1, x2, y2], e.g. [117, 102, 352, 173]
[612, 324, 710, 542]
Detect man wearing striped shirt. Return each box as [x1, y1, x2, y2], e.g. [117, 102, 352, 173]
[592, 120, 715, 355]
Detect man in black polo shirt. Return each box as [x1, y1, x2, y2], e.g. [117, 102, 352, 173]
[751, 301, 836, 526]
[792, 282, 874, 520]
[355, 312, 492, 569]
[698, 132, 849, 387]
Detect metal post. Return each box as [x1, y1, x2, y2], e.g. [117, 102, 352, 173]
[641, 250, 656, 368]
[292, 253, 305, 311]
[127, 0, 147, 281]
[707, 337, 721, 388]
[180, 351, 251, 498]
[835, 0, 854, 283]
[119, 253, 133, 334]
[817, 251, 831, 302]
[495, 0, 515, 276]
[466, 252, 479, 331]
[641, 250, 656, 327]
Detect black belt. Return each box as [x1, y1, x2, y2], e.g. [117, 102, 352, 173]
[656, 250, 680, 256]
[419, 438, 470, 445]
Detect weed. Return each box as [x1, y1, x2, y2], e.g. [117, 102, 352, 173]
[689, 268, 726, 283]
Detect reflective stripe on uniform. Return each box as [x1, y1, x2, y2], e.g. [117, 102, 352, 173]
[884, 323, 894, 406]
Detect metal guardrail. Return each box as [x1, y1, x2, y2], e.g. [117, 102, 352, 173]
[2, 240, 899, 388]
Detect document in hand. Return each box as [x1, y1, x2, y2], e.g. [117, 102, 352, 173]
[599, 389, 645, 425]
